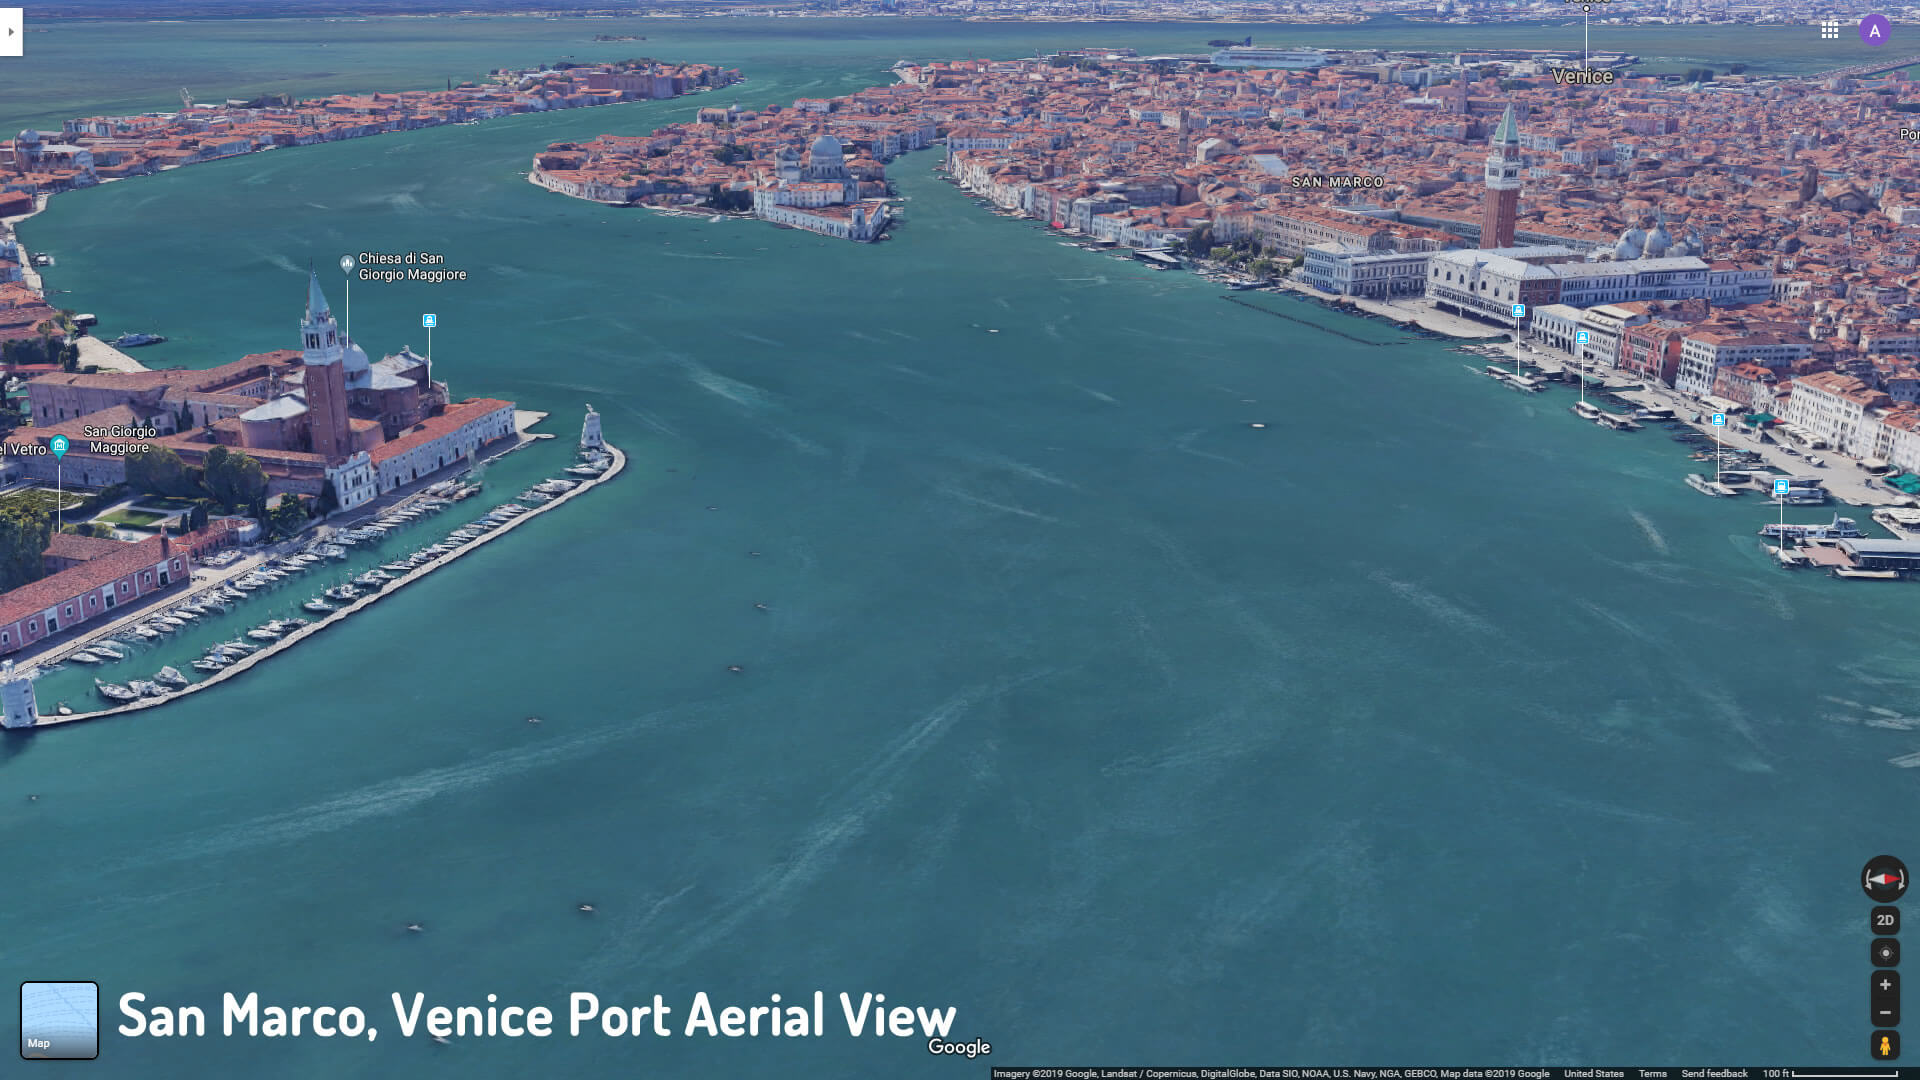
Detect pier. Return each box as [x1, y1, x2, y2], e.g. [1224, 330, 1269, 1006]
[29, 440, 626, 729]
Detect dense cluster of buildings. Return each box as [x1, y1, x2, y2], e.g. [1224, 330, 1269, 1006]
[4, 273, 515, 509]
[532, 89, 935, 240]
[0, 61, 740, 199]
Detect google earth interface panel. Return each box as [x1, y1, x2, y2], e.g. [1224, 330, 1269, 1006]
[4, 0, 1920, 1076]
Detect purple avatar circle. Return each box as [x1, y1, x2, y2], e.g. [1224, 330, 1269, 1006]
[1861, 13, 1891, 46]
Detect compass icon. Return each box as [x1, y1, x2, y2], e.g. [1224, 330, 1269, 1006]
[1866, 855, 1909, 903]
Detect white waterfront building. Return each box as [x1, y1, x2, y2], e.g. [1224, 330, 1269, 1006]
[581, 404, 603, 451]
[1301, 242, 1432, 299]
[1, 659, 38, 728]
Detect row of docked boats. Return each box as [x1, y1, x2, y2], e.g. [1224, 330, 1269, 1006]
[565, 449, 614, 479]
[79, 477, 550, 705]
[94, 664, 189, 702]
[519, 478, 579, 504]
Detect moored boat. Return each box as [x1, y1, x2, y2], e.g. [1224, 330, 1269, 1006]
[95, 681, 138, 702]
[1760, 515, 1866, 540]
[1685, 473, 1739, 497]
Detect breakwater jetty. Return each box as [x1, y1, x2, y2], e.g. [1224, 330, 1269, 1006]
[29, 442, 626, 729]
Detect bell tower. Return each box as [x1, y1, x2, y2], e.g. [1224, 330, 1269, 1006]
[1482, 103, 1523, 249]
[301, 269, 352, 463]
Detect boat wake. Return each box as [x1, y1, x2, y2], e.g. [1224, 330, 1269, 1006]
[1367, 570, 1497, 636]
[1627, 509, 1670, 555]
[573, 673, 1050, 980]
[125, 714, 693, 870]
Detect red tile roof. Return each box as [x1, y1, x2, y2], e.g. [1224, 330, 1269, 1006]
[369, 398, 513, 465]
[0, 533, 173, 629]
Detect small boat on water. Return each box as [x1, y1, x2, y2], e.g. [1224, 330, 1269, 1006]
[1761, 515, 1866, 540]
[303, 599, 335, 613]
[192, 659, 226, 672]
[323, 585, 359, 602]
[353, 572, 386, 588]
[132, 625, 162, 641]
[95, 681, 138, 702]
[154, 666, 189, 688]
[68, 650, 102, 664]
[321, 545, 348, 560]
[1685, 473, 1740, 497]
[110, 332, 167, 348]
[90, 641, 126, 659]
[246, 627, 281, 642]
[381, 562, 412, 573]
[128, 680, 166, 697]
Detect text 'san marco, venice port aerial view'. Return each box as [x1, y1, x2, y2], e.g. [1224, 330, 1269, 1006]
[2, 0, 1918, 1075]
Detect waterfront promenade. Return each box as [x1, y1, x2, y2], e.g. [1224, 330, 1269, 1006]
[32, 439, 625, 728]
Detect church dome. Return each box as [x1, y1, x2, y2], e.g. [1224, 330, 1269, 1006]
[1614, 227, 1646, 261]
[808, 134, 843, 166]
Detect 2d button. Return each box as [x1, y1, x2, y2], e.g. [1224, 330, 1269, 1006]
[1878, 906, 1904, 935]
[1866, 855, 1909, 903]
[1877, 938, 1902, 967]
[1874, 1030, 1901, 1061]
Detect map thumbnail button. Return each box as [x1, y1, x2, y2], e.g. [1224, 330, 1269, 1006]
[19, 982, 98, 1060]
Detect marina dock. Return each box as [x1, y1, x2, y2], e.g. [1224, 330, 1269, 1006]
[29, 440, 626, 728]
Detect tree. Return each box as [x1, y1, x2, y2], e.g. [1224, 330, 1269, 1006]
[188, 503, 209, 532]
[59, 521, 111, 538]
[0, 503, 50, 591]
[205, 447, 267, 512]
[1183, 225, 1215, 256]
[124, 445, 191, 498]
[267, 495, 308, 538]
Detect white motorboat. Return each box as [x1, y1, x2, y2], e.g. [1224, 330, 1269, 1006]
[154, 666, 189, 688]
[303, 599, 335, 613]
[192, 659, 226, 672]
[128, 680, 166, 697]
[95, 681, 137, 702]
[132, 625, 162, 641]
[1685, 473, 1739, 497]
[68, 650, 102, 664]
[321, 545, 349, 560]
[90, 641, 127, 659]
[246, 627, 281, 642]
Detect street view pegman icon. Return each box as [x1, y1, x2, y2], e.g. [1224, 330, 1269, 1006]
[1867, 855, 1909, 902]
[1875, 1030, 1901, 1061]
